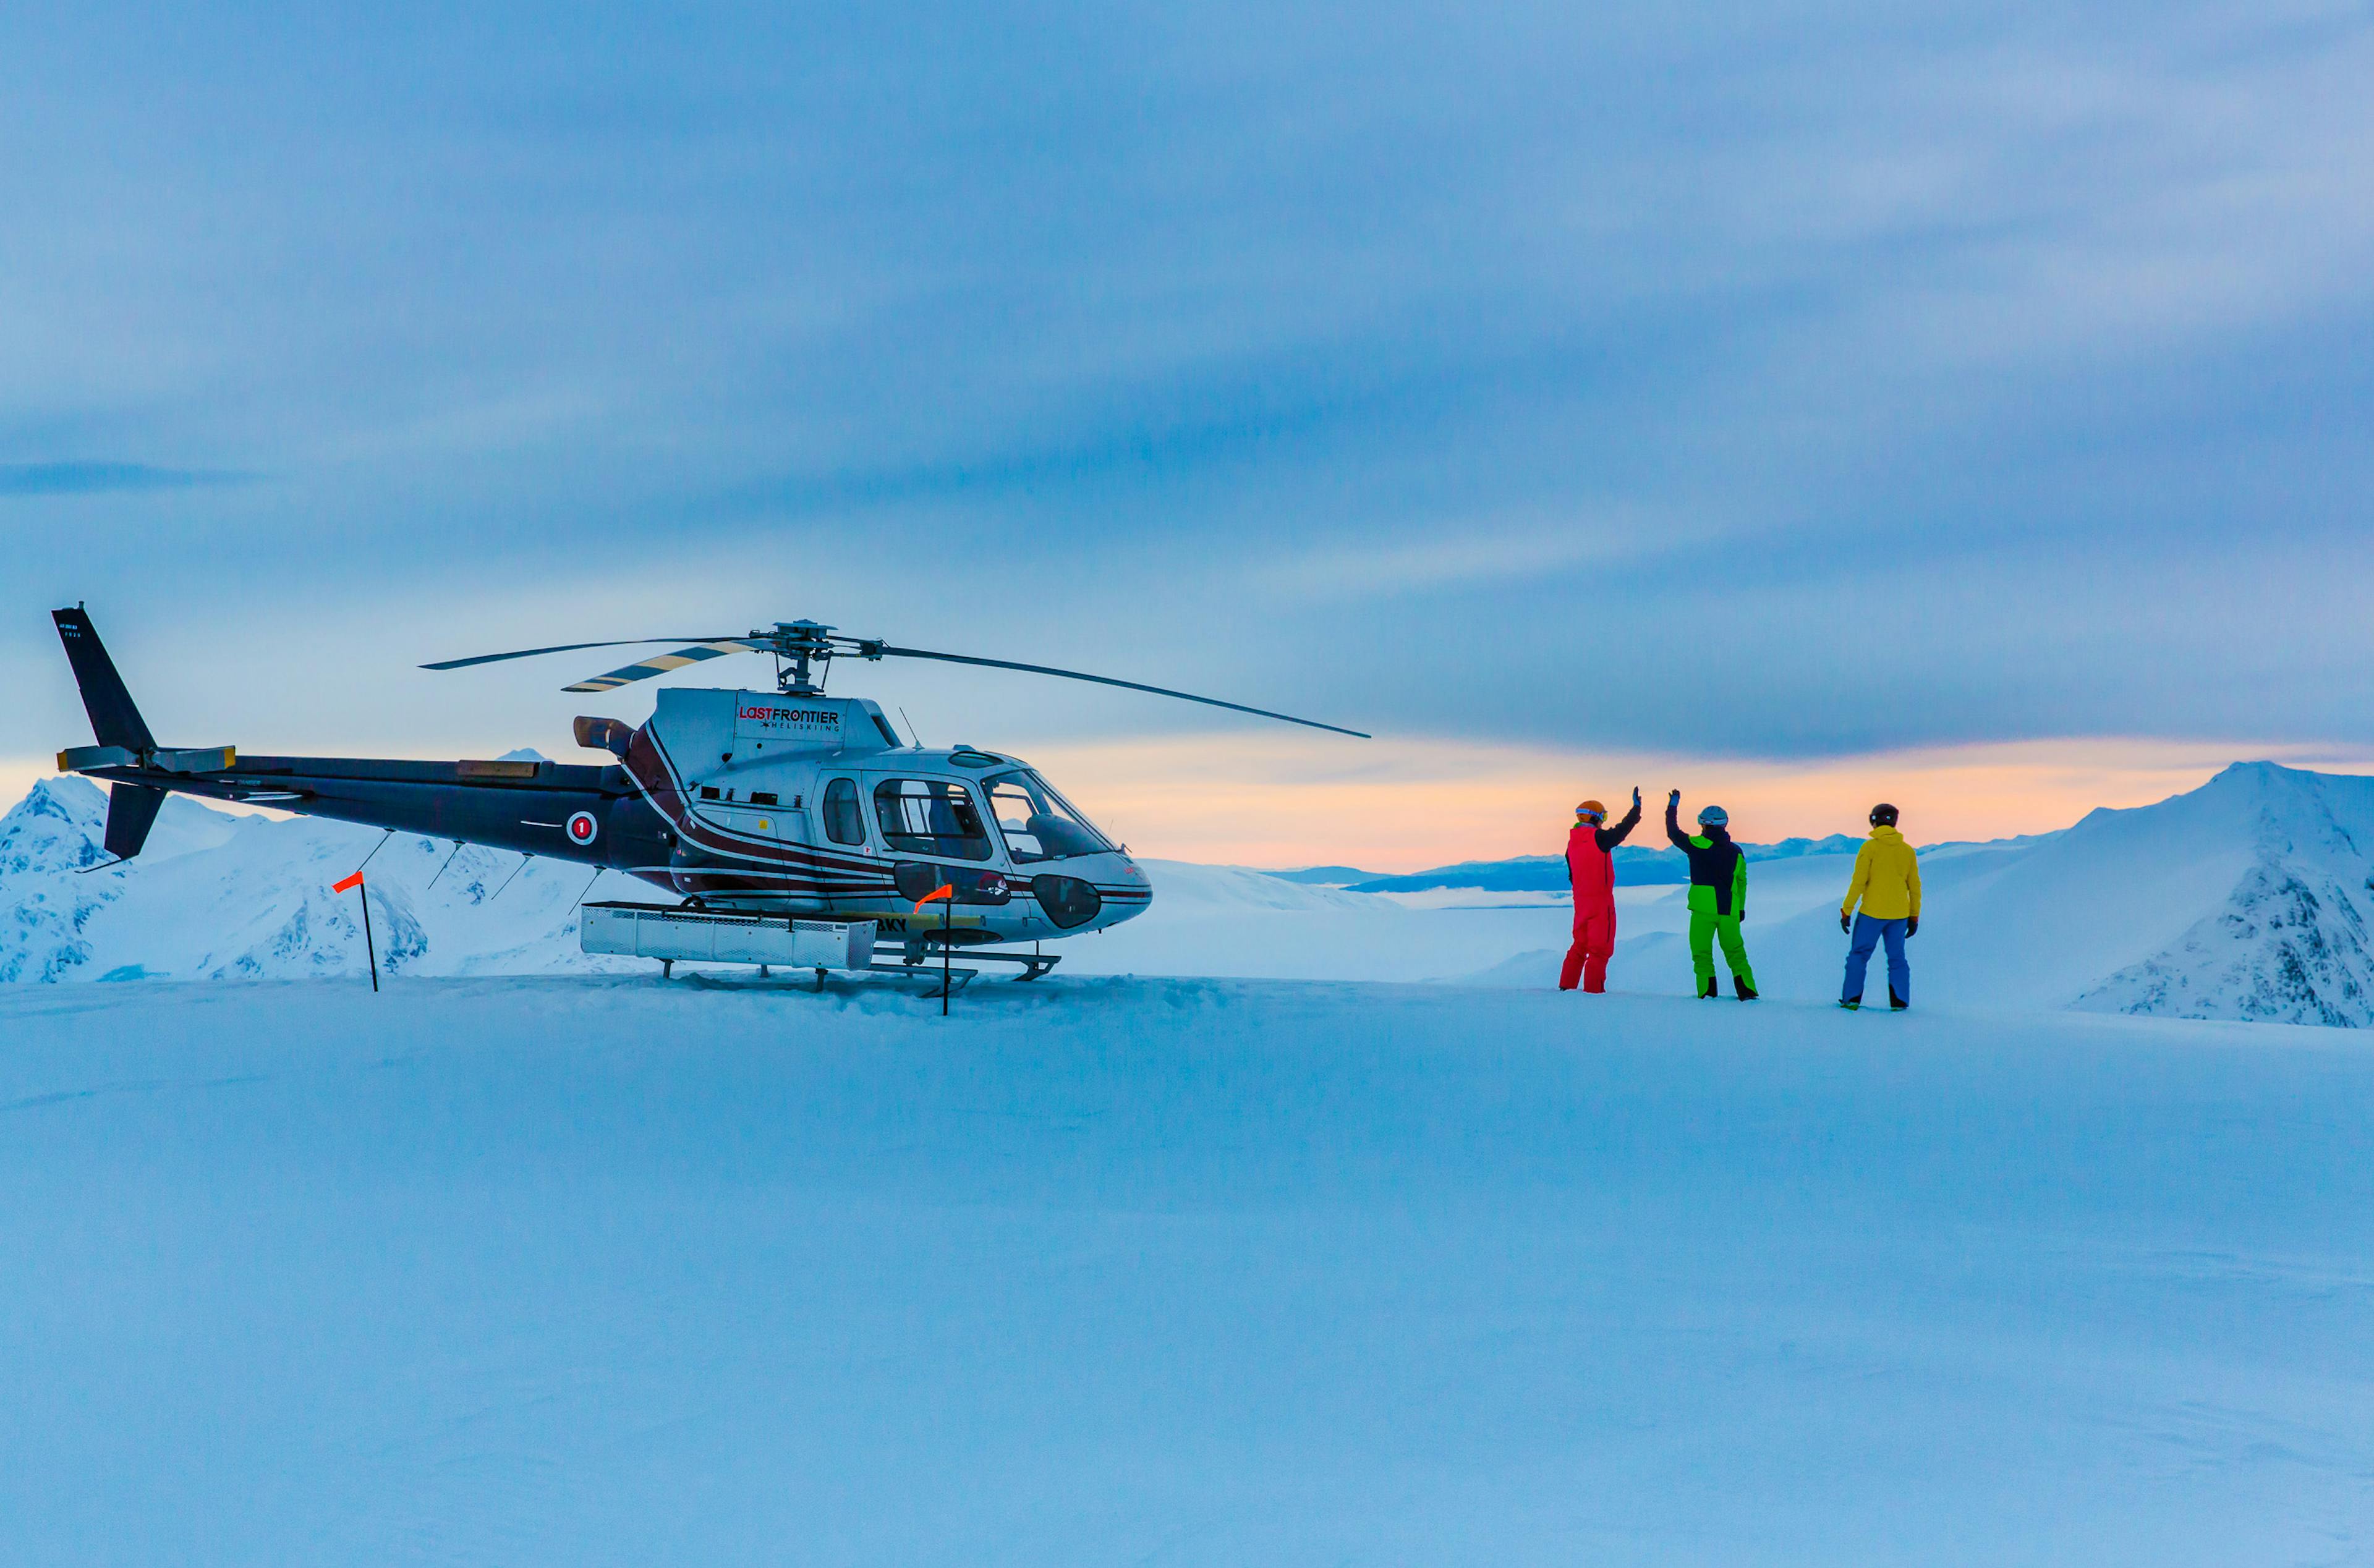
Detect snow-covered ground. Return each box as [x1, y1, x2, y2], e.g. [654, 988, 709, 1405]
[2, 976, 2367, 1562]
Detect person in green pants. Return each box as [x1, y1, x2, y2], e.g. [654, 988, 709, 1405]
[1665, 790, 1756, 999]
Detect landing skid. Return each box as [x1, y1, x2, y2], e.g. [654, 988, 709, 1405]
[901, 945, 1061, 981]
[865, 963, 981, 994]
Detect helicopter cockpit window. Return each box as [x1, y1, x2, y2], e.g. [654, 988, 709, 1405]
[822, 778, 867, 845]
[872, 779, 993, 862]
[986, 771, 1115, 863]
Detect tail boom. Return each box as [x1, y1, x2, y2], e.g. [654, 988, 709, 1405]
[59, 750, 673, 874]
[53, 604, 671, 878]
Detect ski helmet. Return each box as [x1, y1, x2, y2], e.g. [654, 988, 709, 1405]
[1696, 804, 1729, 828]
[1576, 799, 1606, 822]
[1870, 803, 1899, 826]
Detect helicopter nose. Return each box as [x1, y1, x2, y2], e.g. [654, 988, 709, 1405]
[1099, 856, 1153, 924]
[1029, 873, 1104, 929]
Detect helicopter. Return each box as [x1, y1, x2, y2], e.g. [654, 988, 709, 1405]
[48, 608, 1366, 981]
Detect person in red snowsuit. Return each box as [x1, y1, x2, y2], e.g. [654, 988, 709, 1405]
[1562, 787, 1643, 992]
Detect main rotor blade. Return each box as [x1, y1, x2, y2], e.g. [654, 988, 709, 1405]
[563, 640, 772, 693]
[869, 644, 1369, 739]
[421, 637, 740, 672]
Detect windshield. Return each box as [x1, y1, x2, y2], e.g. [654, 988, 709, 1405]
[985, 770, 1117, 863]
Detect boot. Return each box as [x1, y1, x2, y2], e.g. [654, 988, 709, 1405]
[1734, 977, 1758, 1001]
[1699, 977, 1719, 999]
[1889, 988, 1909, 1011]
[1839, 996, 1861, 1011]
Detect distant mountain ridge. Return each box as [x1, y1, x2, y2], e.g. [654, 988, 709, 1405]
[1288, 833, 1869, 893]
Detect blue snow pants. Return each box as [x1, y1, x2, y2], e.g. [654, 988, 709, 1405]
[1843, 914, 1910, 1004]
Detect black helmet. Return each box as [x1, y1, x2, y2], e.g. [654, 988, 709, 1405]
[1870, 803, 1899, 826]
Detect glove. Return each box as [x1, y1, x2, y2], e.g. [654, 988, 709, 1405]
[1632, 787, 1642, 808]
[1840, 910, 1852, 934]
[1906, 915, 1920, 938]
[1668, 789, 1680, 804]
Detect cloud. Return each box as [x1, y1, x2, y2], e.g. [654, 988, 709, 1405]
[0, 462, 252, 499]
[1253, 509, 1670, 600]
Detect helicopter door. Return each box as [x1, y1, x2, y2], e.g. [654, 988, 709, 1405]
[815, 776, 877, 918]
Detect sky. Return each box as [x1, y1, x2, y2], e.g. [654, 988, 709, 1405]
[4, 0, 2372, 868]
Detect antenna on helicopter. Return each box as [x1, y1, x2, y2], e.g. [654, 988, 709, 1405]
[423, 619, 1370, 738]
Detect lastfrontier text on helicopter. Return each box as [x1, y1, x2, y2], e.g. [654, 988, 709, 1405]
[736, 705, 841, 728]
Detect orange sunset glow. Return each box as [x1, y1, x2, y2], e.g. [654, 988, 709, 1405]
[1027, 734, 2374, 871]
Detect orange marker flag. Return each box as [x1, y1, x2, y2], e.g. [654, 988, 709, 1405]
[913, 883, 954, 913]
[332, 868, 380, 993]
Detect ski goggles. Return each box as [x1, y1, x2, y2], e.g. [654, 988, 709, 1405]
[1575, 807, 1604, 823]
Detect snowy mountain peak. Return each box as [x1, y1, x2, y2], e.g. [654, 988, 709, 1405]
[1, 776, 111, 878]
[15, 774, 106, 823]
[2072, 766, 2374, 1025]
[2210, 758, 2307, 786]
[0, 778, 121, 981]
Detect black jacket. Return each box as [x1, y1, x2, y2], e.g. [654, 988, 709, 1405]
[1665, 799, 1746, 917]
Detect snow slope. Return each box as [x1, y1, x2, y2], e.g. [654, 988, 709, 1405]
[1, 977, 2367, 1563]
[1064, 858, 1579, 981]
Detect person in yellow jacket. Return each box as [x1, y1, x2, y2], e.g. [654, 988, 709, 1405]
[1839, 803, 1921, 1011]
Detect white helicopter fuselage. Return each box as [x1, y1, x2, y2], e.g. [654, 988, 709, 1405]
[616, 687, 1151, 944]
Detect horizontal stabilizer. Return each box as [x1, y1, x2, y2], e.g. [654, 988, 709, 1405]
[152, 745, 236, 773]
[58, 745, 139, 772]
[58, 744, 235, 775]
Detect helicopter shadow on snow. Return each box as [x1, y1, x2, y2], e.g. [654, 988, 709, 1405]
[672, 964, 1247, 1021]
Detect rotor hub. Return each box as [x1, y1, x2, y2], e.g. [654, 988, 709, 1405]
[763, 620, 837, 693]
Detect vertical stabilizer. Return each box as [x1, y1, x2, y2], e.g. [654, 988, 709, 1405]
[52, 607, 157, 753]
[104, 784, 168, 862]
